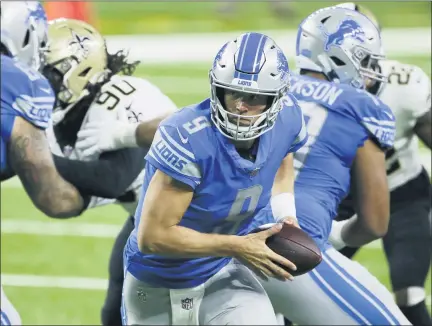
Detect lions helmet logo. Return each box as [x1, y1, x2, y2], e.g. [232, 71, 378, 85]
[323, 18, 366, 51]
[276, 48, 289, 82]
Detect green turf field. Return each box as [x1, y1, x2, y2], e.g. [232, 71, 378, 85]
[94, 1, 432, 34]
[1, 55, 431, 324]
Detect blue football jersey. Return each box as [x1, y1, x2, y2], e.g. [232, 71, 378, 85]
[125, 95, 308, 288]
[1, 55, 55, 173]
[288, 74, 395, 249]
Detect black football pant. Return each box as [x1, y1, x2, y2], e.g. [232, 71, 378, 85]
[101, 215, 135, 326]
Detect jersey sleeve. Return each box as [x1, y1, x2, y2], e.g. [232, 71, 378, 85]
[356, 89, 396, 150]
[128, 79, 177, 123]
[284, 95, 309, 154]
[403, 65, 431, 119]
[145, 124, 202, 189]
[1, 59, 55, 130]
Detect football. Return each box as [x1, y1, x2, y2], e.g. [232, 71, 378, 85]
[266, 224, 322, 276]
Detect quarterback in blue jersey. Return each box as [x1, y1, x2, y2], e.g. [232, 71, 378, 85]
[1, 3, 85, 325]
[118, 33, 308, 325]
[257, 7, 411, 325]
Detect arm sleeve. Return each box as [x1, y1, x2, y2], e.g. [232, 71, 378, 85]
[357, 91, 396, 150]
[145, 124, 202, 189]
[53, 147, 147, 198]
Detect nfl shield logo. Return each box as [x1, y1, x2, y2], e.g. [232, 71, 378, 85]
[181, 298, 193, 310]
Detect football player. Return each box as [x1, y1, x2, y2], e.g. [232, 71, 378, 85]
[333, 3, 432, 326]
[82, 32, 309, 325]
[255, 7, 411, 325]
[0, 2, 86, 325]
[40, 18, 177, 326]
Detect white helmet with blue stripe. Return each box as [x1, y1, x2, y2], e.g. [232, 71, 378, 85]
[295, 6, 386, 89]
[209, 32, 290, 141]
[0, 1, 48, 70]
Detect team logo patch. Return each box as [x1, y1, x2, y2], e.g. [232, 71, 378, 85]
[181, 298, 193, 310]
[137, 288, 147, 302]
[68, 30, 91, 59]
[276, 49, 290, 82]
[213, 42, 228, 69]
[323, 18, 366, 51]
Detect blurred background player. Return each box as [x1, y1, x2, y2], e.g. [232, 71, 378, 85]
[255, 6, 409, 325]
[332, 3, 432, 326]
[40, 18, 177, 326]
[100, 32, 308, 325]
[0, 2, 86, 324]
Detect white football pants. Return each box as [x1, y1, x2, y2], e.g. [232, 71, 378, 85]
[121, 259, 279, 325]
[260, 248, 411, 325]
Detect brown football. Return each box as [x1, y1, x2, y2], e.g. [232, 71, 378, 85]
[266, 224, 322, 276]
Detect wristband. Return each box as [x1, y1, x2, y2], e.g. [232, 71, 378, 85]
[271, 192, 297, 223]
[329, 219, 350, 250]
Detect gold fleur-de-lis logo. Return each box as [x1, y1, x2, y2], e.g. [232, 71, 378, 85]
[68, 30, 91, 58]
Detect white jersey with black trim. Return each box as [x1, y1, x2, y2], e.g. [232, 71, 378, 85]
[377, 60, 431, 191]
[46, 75, 177, 214]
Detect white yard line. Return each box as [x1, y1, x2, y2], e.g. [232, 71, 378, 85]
[0, 220, 120, 238]
[1, 274, 107, 290]
[105, 28, 431, 63]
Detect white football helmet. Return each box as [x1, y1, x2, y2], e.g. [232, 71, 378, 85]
[0, 1, 48, 70]
[296, 6, 386, 89]
[210, 32, 290, 141]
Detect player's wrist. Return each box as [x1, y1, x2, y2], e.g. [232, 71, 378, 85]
[271, 192, 297, 223]
[329, 219, 349, 250]
[116, 123, 138, 148]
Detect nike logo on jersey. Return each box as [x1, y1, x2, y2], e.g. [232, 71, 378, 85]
[177, 128, 189, 144]
[40, 87, 52, 94]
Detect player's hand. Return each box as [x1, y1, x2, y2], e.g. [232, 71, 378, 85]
[281, 216, 300, 228]
[76, 119, 137, 157]
[235, 223, 297, 282]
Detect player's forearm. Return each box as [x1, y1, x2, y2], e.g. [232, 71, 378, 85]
[35, 173, 86, 218]
[53, 147, 146, 198]
[271, 154, 296, 221]
[138, 224, 243, 258]
[334, 214, 385, 248]
[135, 114, 169, 148]
[8, 120, 85, 218]
[414, 109, 431, 149]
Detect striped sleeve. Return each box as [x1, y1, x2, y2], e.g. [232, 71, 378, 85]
[360, 99, 396, 150]
[2, 63, 55, 130]
[11, 94, 55, 130]
[145, 125, 202, 189]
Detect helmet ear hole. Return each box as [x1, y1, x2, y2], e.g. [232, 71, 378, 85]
[79, 67, 91, 77]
